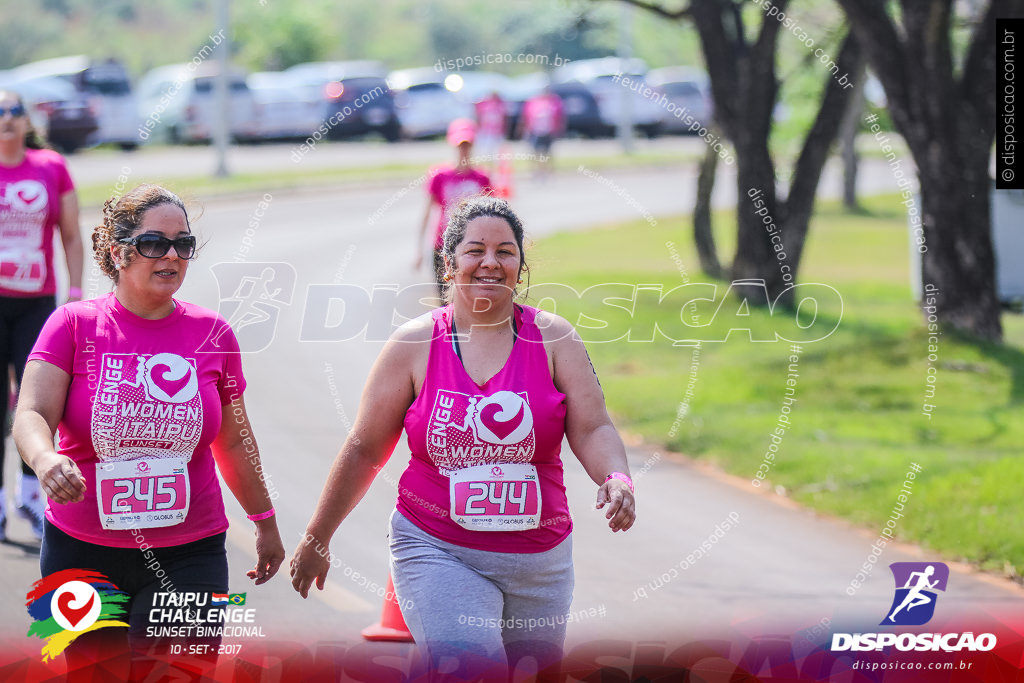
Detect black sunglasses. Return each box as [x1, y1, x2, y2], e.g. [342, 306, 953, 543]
[0, 104, 26, 118]
[119, 234, 197, 259]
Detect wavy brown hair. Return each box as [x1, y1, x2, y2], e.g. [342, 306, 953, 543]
[92, 184, 191, 282]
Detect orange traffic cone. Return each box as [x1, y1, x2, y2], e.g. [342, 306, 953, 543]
[494, 146, 515, 199]
[361, 574, 414, 642]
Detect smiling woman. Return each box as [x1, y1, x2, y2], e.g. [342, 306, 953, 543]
[12, 184, 285, 681]
[291, 195, 636, 681]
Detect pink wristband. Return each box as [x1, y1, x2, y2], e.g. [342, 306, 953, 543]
[68, 286, 82, 298]
[604, 472, 634, 493]
[247, 508, 275, 522]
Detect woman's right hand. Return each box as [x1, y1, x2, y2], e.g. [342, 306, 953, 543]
[34, 451, 86, 504]
[289, 532, 331, 598]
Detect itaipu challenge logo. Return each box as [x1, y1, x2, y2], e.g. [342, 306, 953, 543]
[882, 562, 949, 626]
[26, 570, 129, 661]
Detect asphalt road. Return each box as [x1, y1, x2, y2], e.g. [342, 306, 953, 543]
[2, 149, 1019, 673]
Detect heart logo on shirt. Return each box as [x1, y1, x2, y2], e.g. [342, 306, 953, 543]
[6, 180, 48, 213]
[152, 363, 191, 399]
[481, 401, 525, 440]
[56, 591, 95, 629]
[143, 353, 199, 403]
[474, 391, 533, 445]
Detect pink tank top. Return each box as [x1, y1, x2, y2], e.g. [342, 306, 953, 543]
[398, 304, 572, 552]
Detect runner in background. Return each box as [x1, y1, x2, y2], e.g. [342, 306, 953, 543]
[0, 90, 83, 542]
[518, 84, 565, 180]
[414, 119, 491, 297]
[474, 90, 507, 171]
[291, 196, 636, 681]
[13, 184, 283, 680]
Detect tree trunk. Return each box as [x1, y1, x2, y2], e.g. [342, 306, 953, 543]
[693, 130, 723, 279]
[840, 63, 866, 210]
[779, 32, 864, 284]
[918, 149, 1002, 340]
[732, 140, 783, 300]
[836, 0, 1011, 340]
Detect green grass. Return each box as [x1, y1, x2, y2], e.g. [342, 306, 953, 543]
[527, 193, 1024, 580]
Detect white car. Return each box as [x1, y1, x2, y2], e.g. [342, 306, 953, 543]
[552, 57, 665, 137]
[388, 67, 473, 139]
[248, 72, 323, 141]
[136, 63, 260, 144]
[647, 66, 713, 134]
[14, 56, 140, 149]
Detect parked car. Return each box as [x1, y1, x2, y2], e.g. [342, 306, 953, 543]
[550, 81, 603, 138]
[14, 56, 140, 149]
[388, 67, 473, 139]
[646, 66, 713, 134]
[552, 57, 665, 137]
[501, 73, 602, 139]
[136, 63, 260, 144]
[283, 61, 400, 141]
[247, 71, 323, 141]
[0, 72, 98, 153]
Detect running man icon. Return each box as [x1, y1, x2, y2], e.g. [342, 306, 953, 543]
[212, 267, 280, 345]
[203, 263, 296, 353]
[888, 565, 938, 622]
[882, 562, 949, 626]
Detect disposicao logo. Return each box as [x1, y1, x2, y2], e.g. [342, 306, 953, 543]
[26, 570, 130, 661]
[882, 562, 948, 626]
[831, 561, 997, 653]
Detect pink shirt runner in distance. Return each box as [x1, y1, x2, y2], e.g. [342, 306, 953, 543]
[427, 166, 491, 249]
[0, 148, 75, 297]
[28, 293, 246, 547]
[398, 304, 572, 552]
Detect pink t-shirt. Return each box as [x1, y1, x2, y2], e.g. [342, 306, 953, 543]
[475, 97, 506, 137]
[398, 304, 572, 553]
[28, 293, 247, 548]
[522, 94, 565, 137]
[0, 148, 75, 297]
[427, 166, 491, 249]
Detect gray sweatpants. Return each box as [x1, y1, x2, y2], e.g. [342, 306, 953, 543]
[389, 511, 574, 680]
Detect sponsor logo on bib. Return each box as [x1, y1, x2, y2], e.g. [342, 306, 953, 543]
[426, 390, 535, 474]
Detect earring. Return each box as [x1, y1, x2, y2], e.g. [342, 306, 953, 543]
[443, 272, 451, 282]
[517, 278, 523, 284]
[115, 262, 122, 270]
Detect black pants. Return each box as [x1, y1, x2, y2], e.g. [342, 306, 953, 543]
[41, 520, 229, 679]
[0, 295, 54, 488]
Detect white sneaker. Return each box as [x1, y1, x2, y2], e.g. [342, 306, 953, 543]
[16, 497, 44, 540]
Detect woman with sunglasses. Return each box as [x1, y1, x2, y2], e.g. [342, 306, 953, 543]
[13, 184, 284, 680]
[0, 90, 84, 542]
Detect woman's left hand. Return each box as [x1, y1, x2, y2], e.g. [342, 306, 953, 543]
[247, 521, 286, 585]
[596, 478, 635, 533]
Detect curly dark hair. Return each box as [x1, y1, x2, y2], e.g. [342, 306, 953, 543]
[92, 184, 191, 282]
[441, 195, 530, 302]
